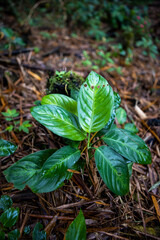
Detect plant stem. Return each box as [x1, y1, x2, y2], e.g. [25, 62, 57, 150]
[87, 132, 91, 149]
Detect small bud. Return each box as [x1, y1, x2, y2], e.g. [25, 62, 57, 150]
[97, 85, 100, 88]
[103, 85, 105, 87]
[140, 24, 144, 28]
[91, 86, 94, 89]
[137, 16, 141, 20]
[84, 84, 87, 87]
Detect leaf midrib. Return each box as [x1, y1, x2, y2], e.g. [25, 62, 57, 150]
[103, 136, 144, 161]
[37, 110, 86, 138]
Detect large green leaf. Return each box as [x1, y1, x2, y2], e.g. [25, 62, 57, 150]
[4, 149, 56, 190]
[0, 139, 17, 157]
[78, 71, 114, 133]
[41, 94, 78, 115]
[4, 147, 81, 193]
[0, 207, 19, 227]
[98, 109, 116, 136]
[95, 146, 129, 196]
[98, 92, 121, 136]
[102, 129, 151, 164]
[65, 210, 86, 240]
[31, 105, 86, 141]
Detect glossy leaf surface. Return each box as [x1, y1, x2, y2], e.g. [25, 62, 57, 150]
[103, 129, 151, 164]
[0, 139, 17, 157]
[0, 195, 13, 211]
[95, 146, 129, 196]
[32, 223, 46, 240]
[4, 147, 81, 193]
[98, 109, 116, 136]
[98, 92, 121, 136]
[41, 94, 78, 115]
[65, 210, 86, 240]
[31, 105, 86, 141]
[114, 92, 121, 109]
[78, 71, 114, 133]
[0, 207, 19, 227]
[4, 149, 56, 190]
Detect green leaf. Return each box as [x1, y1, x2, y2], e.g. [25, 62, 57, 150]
[0, 139, 17, 157]
[4, 147, 81, 193]
[114, 92, 121, 109]
[124, 123, 139, 133]
[70, 89, 79, 101]
[6, 125, 14, 132]
[116, 107, 127, 124]
[32, 223, 46, 240]
[41, 94, 78, 115]
[4, 149, 56, 190]
[78, 71, 114, 133]
[102, 129, 151, 164]
[98, 92, 121, 136]
[31, 105, 86, 141]
[65, 210, 86, 240]
[0, 195, 13, 211]
[149, 181, 160, 192]
[8, 229, 20, 240]
[95, 146, 129, 196]
[0, 207, 19, 227]
[98, 109, 116, 136]
[0, 231, 5, 240]
[1, 109, 19, 118]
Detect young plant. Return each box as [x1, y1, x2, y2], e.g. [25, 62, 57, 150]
[4, 71, 151, 196]
[1, 109, 32, 133]
[0, 195, 20, 240]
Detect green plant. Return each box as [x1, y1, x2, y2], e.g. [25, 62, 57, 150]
[0, 139, 17, 157]
[0, 27, 25, 51]
[65, 210, 86, 240]
[0, 195, 20, 240]
[4, 71, 151, 197]
[32, 223, 46, 240]
[1, 109, 32, 133]
[116, 107, 139, 133]
[136, 37, 158, 59]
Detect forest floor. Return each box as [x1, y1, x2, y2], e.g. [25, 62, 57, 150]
[0, 4, 160, 240]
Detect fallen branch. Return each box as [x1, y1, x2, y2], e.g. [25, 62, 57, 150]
[0, 58, 55, 73]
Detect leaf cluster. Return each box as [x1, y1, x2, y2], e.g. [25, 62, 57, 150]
[4, 71, 151, 197]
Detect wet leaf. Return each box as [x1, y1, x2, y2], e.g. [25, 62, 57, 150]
[95, 146, 129, 196]
[78, 71, 114, 133]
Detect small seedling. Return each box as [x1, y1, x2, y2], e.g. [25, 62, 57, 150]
[1, 109, 32, 134]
